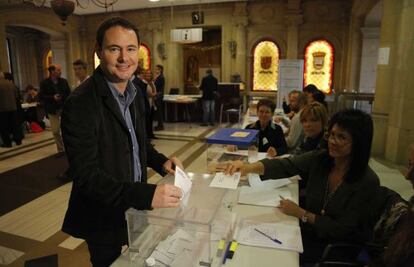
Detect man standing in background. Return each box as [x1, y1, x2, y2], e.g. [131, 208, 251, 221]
[39, 64, 71, 157]
[0, 72, 22, 147]
[153, 64, 165, 131]
[199, 69, 218, 126]
[72, 59, 89, 89]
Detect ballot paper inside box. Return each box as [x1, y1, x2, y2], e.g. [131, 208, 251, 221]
[206, 128, 259, 172]
[125, 177, 233, 267]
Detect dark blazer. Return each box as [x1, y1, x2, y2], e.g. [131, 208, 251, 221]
[245, 120, 287, 156]
[200, 74, 218, 100]
[260, 150, 380, 255]
[39, 77, 71, 114]
[154, 74, 165, 101]
[61, 67, 168, 244]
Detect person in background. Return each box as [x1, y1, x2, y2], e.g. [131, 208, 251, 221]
[221, 109, 380, 264]
[292, 102, 328, 155]
[407, 144, 414, 207]
[72, 59, 89, 89]
[133, 67, 156, 139]
[0, 72, 22, 147]
[304, 84, 328, 109]
[144, 69, 157, 139]
[39, 64, 71, 157]
[244, 99, 287, 157]
[153, 64, 165, 131]
[60, 17, 183, 267]
[285, 90, 307, 152]
[282, 92, 292, 115]
[24, 85, 45, 130]
[199, 69, 218, 126]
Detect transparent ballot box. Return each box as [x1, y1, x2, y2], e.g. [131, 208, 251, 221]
[125, 177, 233, 267]
[206, 128, 259, 170]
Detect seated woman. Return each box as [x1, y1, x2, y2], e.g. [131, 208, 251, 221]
[24, 85, 45, 130]
[222, 109, 380, 263]
[230, 99, 287, 157]
[292, 102, 328, 155]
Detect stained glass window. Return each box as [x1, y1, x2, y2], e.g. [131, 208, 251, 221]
[138, 43, 151, 70]
[304, 40, 334, 93]
[94, 52, 99, 69]
[252, 41, 279, 91]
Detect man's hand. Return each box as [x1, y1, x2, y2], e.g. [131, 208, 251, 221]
[163, 157, 183, 175]
[151, 184, 182, 208]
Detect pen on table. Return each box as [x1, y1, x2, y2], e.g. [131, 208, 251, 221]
[279, 195, 285, 200]
[254, 228, 282, 244]
[222, 241, 232, 264]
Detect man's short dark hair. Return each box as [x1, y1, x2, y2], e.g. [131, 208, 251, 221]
[206, 69, 213, 74]
[73, 59, 87, 70]
[257, 99, 276, 113]
[156, 64, 164, 73]
[96, 17, 140, 49]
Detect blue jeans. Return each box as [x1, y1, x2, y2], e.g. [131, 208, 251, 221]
[202, 100, 215, 124]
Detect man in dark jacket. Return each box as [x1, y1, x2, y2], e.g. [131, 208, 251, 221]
[199, 69, 218, 126]
[0, 72, 22, 147]
[61, 17, 183, 267]
[39, 64, 71, 156]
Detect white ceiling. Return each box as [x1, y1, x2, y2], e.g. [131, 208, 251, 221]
[68, 0, 246, 15]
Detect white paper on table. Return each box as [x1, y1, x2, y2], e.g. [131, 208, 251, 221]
[248, 174, 300, 189]
[238, 186, 292, 207]
[209, 172, 241, 189]
[248, 152, 268, 163]
[224, 150, 248, 156]
[174, 166, 192, 200]
[234, 220, 303, 253]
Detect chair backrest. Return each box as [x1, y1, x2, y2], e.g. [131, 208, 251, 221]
[370, 186, 409, 246]
[169, 88, 179, 95]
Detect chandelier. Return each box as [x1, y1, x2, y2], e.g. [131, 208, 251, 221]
[23, 0, 118, 25]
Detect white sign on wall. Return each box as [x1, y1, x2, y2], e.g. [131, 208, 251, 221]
[377, 47, 390, 65]
[277, 60, 304, 109]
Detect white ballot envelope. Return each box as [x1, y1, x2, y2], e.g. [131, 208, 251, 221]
[174, 166, 192, 202]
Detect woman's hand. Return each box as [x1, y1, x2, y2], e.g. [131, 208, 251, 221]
[215, 160, 245, 175]
[266, 146, 277, 157]
[278, 198, 303, 218]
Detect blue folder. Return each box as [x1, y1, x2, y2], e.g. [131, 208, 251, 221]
[206, 128, 259, 146]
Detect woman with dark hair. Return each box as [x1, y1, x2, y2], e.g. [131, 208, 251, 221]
[303, 83, 328, 109]
[221, 109, 380, 263]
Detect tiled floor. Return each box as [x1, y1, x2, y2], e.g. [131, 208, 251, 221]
[0, 123, 411, 267]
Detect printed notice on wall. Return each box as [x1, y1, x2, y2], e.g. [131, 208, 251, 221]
[378, 47, 390, 65]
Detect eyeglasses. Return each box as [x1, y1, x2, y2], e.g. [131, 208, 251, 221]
[327, 131, 352, 145]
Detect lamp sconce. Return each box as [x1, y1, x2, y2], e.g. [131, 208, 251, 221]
[228, 40, 237, 59]
[157, 42, 167, 60]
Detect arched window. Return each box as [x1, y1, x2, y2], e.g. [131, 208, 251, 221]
[138, 43, 151, 70]
[44, 49, 53, 77]
[304, 39, 334, 93]
[252, 40, 279, 91]
[93, 44, 151, 70]
[94, 52, 100, 69]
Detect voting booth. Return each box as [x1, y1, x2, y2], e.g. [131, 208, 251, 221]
[125, 177, 233, 267]
[206, 128, 260, 171]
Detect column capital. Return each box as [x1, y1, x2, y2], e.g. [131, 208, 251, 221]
[284, 14, 303, 27]
[233, 16, 249, 28]
[147, 21, 163, 32]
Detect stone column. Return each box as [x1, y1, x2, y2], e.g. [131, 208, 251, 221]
[234, 19, 248, 82]
[285, 0, 302, 59]
[50, 37, 68, 79]
[372, 0, 414, 163]
[0, 19, 9, 72]
[344, 16, 364, 92]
